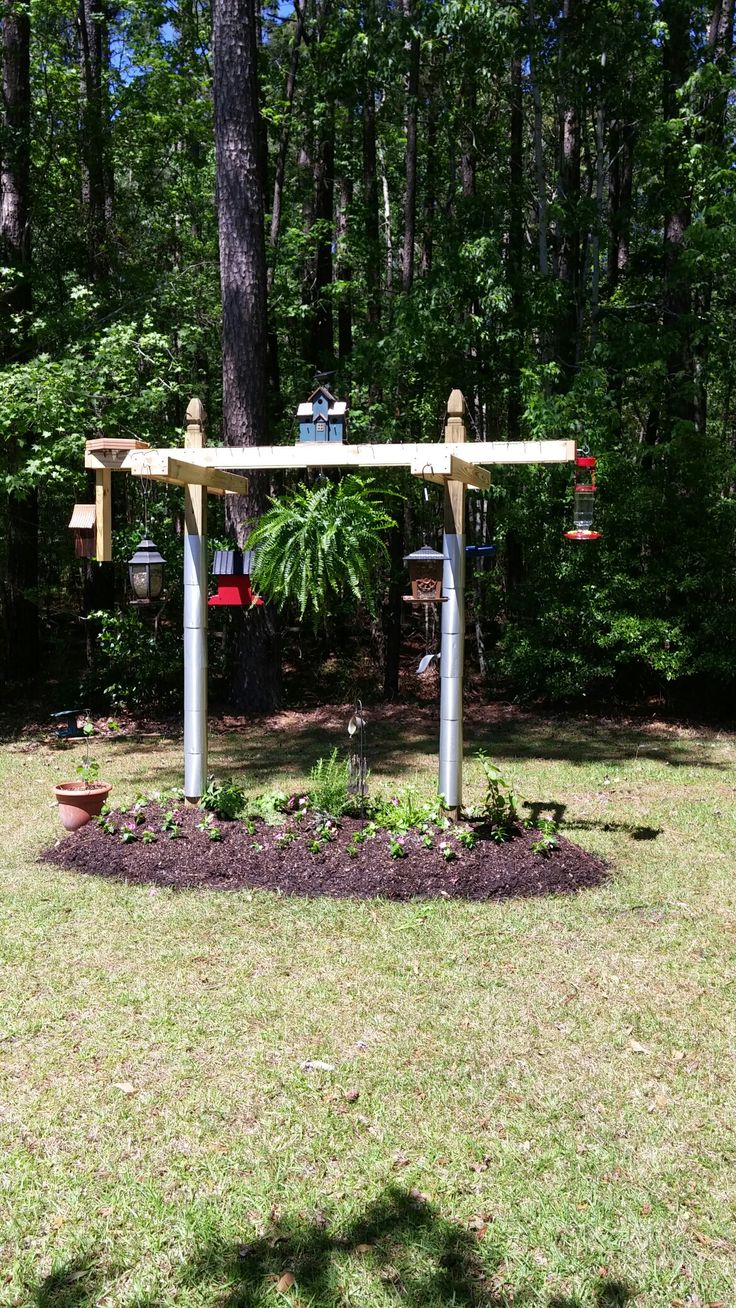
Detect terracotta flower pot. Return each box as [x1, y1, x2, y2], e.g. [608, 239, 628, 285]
[54, 782, 112, 832]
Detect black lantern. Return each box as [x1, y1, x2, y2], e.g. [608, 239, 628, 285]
[128, 536, 166, 603]
[403, 545, 447, 603]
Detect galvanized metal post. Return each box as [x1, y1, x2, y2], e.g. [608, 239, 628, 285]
[183, 399, 208, 803]
[438, 390, 467, 817]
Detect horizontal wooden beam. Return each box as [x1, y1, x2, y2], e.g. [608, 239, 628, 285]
[410, 452, 491, 491]
[128, 452, 249, 496]
[116, 439, 575, 476]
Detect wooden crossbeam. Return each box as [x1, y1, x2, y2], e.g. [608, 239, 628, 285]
[128, 451, 249, 497]
[410, 452, 491, 491]
[113, 439, 575, 477]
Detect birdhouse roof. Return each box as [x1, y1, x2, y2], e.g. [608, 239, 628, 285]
[68, 504, 96, 530]
[403, 544, 446, 563]
[211, 548, 255, 577]
[307, 384, 336, 403]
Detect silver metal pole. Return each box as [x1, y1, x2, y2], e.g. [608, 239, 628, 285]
[439, 519, 465, 811]
[183, 527, 207, 801]
[183, 400, 208, 803]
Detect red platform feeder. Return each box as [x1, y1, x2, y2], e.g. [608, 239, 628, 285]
[564, 456, 602, 541]
[208, 549, 264, 607]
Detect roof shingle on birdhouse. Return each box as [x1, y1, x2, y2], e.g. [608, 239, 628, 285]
[208, 548, 263, 607]
[296, 386, 347, 443]
[68, 504, 96, 558]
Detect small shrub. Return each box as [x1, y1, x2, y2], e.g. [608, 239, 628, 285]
[196, 815, 222, 842]
[439, 841, 457, 862]
[476, 752, 518, 842]
[249, 791, 289, 824]
[142, 830, 157, 845]
[388, 836, 408, 859]
[200, 776, 245, 821]
[308, 750, 351, 818]
[531, 817, 559, 856]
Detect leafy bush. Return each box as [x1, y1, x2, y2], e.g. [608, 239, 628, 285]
[200, 776, 245, 821]
[84, 608, 183, 711]
[371, 787, 445, 834]
[308, 750, 351, 817]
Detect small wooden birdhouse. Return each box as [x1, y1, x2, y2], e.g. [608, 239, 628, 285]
[208, 549, 264, 607]
[403, 545, 447, 604]
[296, 386, 347, 443]
[68, 504, 96, 559]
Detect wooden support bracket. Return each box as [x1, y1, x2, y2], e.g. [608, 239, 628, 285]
[95, 470, 112, 561]
[410, 451, 491, 491]
[128, 450, 249, 496]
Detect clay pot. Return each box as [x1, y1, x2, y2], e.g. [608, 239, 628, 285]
[54, 782, 112, 832]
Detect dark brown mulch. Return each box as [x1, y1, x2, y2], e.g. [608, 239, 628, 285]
[41, 803, 609, 902]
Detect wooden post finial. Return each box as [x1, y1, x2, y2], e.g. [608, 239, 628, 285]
[444, 389, 467, 444]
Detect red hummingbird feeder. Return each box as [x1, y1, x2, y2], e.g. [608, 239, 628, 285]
[564, 455, 602, 541]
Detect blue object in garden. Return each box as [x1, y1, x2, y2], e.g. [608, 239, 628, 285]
[465, 544, 496, 557]
[296, 386, 347, 443]
[51, 710, 85, 739]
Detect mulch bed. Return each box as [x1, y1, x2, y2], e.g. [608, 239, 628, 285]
[41, 803, 609, 902]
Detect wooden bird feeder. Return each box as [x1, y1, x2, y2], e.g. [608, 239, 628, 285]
[403, 545, 447, 604]
[208, 549, 264, 607]
[68, 504, 96, 558]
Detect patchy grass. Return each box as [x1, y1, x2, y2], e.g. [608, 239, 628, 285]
[0, 707, 735, 1308]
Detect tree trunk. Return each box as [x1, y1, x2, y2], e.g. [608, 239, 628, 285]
[1, 0, 38, 682]
[213, 0, 280, 711]
[508, 48, 524, 435]
[267, 0, 306, 292]
[555, 0, 582, 380]
[77, 0, 113, 278]
[336, 171, 353, 362]
[606, 109, 635, 295]
[528, 0, 548, 275]
[401, 0, 419, 293]
[362, 73, 380, 326]
[309, 101, 335, 368]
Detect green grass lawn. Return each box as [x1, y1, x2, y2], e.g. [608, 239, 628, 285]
[1, 707, 734, 1308]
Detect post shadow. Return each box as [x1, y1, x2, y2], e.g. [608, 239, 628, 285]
[30, 1187, 638, 1308]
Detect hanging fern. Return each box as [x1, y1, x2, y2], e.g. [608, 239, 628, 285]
[247, 476, 397, 629]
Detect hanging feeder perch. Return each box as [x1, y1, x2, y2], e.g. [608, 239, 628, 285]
[208, 549, 264, 607]
[68, 504, 96, 559]
[402, 544, 448, 604]
[128, 536, 167, 604]
[564, 456, 602, 541]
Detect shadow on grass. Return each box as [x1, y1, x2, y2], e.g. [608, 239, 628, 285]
[29, 1187, 637, 1308]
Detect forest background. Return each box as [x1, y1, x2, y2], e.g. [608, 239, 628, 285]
[1, 0, 734, 716]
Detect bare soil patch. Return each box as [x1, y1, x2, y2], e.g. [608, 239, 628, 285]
[42, 803, 608, 901]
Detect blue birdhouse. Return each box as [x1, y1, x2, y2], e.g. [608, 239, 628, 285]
[296, 386, 347, 443]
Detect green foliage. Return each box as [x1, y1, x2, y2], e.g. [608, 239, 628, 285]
[371, 788, 446, 835]
[84, 609, 182, 712]
[196, 815, 223, 842]
[308, 750, 351, 818]
[476, 753, 518, 843]
[199, 777, 245, 822]
[531, 818, 560, 857]
[247, 791, 289, 825]
[247, 477, 397, 630]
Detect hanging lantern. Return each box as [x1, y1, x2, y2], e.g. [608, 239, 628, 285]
[564, 456, 602, 541]
[403, 545, 447, 603]
[128, 536, 166, 603]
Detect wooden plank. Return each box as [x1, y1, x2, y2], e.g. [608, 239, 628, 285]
[85, 438, 149, 471]
[95, 470, 112, 562]
[410, 451, 491, 490]
[124, 439, 576, 475]
[130, 450, 249, 496]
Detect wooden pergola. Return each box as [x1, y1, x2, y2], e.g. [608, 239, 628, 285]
[85, 390, 575, 812]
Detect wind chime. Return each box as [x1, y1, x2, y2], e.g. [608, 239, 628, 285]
[347, 700, 367, 819]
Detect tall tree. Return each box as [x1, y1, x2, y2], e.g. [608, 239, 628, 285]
[1, 0, 37, 682]
[212, 0, 280, 711]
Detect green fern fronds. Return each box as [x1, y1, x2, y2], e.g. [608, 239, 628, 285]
[247, 476, 397, 628]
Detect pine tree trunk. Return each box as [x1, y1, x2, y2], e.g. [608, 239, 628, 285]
[77, 0, 113, 278]
[401, 0, 419, 293]
[213, 0, 280, 712]
[267, 0, 306, 292]
[508, 49, 524, 435]
[555, 0, 582, 380]
[1, 0, 38, 683]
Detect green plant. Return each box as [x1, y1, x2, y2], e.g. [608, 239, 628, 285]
[200, 776, 244, 821]
[96, 816, 116, 836]
[75, 721, 100, 787]
[247, 476, 397, 630]
[274, 831, 297, 850]
[476, 752, 518, 842]
[421, 833, 434, 849]
[308, 751, 351, 818]
[142, 830, 157, 845]
[120, 826, 137, 844]
[307, 839, 323, 854]
[388, 835, 408, 859]
[248, 791, 289, 825]
[161, 811, 181, 840]
[531, 817, 560, 856]
[372, 787, 444, 834]
[84, 608, 183, 712]
[457, 828, 476, 850]
[196, 815, 222, 842]
[439, 840, 457, 862]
